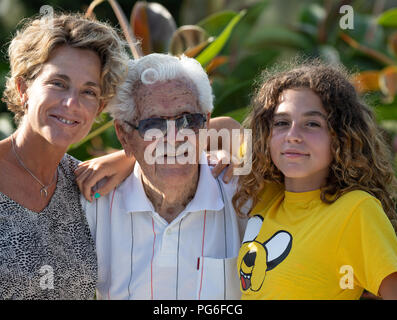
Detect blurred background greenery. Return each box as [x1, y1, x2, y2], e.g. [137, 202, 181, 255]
[0, 0, 396, 172]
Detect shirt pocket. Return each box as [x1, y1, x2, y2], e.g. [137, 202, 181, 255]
[196, 256, 241, 300]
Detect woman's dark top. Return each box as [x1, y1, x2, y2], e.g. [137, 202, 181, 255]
[0, 154, 97, 299]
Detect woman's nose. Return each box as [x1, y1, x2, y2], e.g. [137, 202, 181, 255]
[62, 89, 79, 108]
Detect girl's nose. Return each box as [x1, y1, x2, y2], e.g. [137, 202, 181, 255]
[285, 123, 302, 143]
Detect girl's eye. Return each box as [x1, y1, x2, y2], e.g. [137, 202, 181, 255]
[273, 120, 289, 127]
[50, 81, 66, 88]
[306, 121, 321, 128]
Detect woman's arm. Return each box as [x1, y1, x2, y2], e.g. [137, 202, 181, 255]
[378, 272, 397, 299]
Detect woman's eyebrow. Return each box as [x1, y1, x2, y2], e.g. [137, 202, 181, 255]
[52, 73, 100, 88]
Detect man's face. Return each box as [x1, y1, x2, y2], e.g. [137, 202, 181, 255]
[116, 79, 209, 189]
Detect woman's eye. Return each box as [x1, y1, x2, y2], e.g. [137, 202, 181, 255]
[83, 89, 97, 97]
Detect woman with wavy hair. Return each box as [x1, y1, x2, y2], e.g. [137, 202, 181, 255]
[0, 12, 132, 299]
[233, 60, 397, 299]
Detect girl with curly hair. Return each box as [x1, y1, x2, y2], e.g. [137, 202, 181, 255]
[233, 60, 397, 299]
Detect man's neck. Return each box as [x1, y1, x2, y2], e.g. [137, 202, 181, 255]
[141, 168, 200, 223]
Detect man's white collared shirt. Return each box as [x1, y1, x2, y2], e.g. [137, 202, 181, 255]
[82, 155, 246, 300]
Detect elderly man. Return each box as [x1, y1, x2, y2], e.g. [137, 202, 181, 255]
[83, 53, 246, 300]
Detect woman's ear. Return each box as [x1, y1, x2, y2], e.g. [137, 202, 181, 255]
[97, 100, 106, 115]
[16, 77, 28, 104]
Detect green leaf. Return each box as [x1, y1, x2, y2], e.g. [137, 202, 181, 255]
[230, 50, 280, 81]
[298, 3, 325, 26]
[222, 107, 250, 124]
[195, 9, 246, 67]
[245, 26, 313, 50]
[212, 79, 252, 117]
[68, 119, 114, 151]
[378, 8, 397, 27]
[196, 10, 237, 37]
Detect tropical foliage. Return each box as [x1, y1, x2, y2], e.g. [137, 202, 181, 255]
[0, 0, 396, 170]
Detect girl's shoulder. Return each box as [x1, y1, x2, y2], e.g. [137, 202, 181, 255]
[334, 190, 388, 226]
[336, 189, 382, 209]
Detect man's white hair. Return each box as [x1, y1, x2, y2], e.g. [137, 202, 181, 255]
[106, 53, 214, 122]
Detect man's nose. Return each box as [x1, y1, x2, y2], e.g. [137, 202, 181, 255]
[165, 120, 178, 144]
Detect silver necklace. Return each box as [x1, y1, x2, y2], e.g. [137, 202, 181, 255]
[11, 134, 57, 197]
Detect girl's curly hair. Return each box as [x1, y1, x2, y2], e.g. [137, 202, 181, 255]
[232, 59, 397, 230]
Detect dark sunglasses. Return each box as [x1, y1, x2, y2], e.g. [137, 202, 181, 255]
[124, 113, 207, 138]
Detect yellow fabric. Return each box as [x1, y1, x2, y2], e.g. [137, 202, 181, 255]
[238, 184, 397, 300]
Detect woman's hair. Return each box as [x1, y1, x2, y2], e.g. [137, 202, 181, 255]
[2, 12, 129, 124]
[232, 59, 397, 229]
[107, 53, 214, 125]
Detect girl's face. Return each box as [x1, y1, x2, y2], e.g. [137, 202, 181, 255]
[269, 88, 333, 192]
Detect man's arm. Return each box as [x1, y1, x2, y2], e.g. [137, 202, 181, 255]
[207, 116, 242, 153]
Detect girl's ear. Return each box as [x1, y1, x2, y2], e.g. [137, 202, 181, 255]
[263, 231, 292, 271]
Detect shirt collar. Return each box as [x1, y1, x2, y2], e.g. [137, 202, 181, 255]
[118, 152, 224, 214]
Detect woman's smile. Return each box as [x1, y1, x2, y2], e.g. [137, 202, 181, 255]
[49, 114, 80, 126]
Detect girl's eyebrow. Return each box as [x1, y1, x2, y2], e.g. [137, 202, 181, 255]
[303, 111, 327, 119]
[273, 111, 327, 120]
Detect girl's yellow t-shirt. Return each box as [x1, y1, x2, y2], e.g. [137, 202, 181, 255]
[238, 184, 397, 300]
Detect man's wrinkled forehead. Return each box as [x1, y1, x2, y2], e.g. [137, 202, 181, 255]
[133, 78, 200, 118]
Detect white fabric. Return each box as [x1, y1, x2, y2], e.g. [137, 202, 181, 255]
[82, 153, 246, 300]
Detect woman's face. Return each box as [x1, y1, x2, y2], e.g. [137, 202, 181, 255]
[269, 88, 333, 192]
[21, 45, 102, 148]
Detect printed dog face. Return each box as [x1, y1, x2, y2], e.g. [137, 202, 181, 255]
[238, 216, 292, 292]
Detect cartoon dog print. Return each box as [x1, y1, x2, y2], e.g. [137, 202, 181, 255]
[239, 215, 292, 292]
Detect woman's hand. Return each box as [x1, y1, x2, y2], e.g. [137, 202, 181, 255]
[75, 150, 135, 202]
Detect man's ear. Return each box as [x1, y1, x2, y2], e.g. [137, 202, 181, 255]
[114, 120, 133, 157]
[206, 112, 211, 129]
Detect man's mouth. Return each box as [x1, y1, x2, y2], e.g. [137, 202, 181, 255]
[163, 151, 189, 158]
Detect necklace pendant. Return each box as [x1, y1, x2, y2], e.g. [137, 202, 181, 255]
[40, 187, 48, 198]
